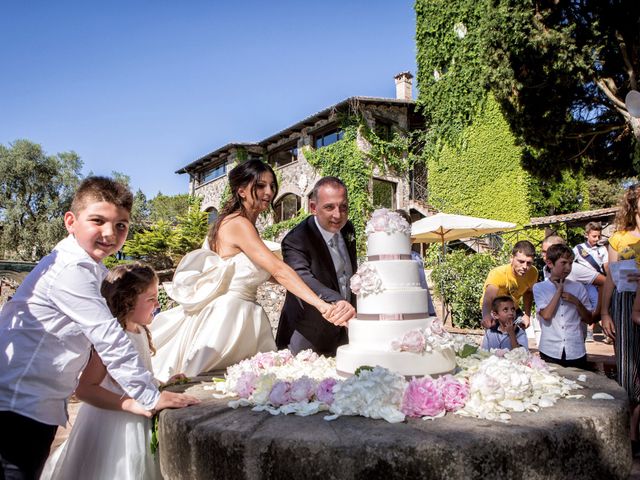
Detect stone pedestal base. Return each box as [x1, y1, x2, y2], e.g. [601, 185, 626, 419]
[159, 367, 632, 480]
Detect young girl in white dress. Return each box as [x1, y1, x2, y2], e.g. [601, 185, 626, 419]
[42, 263, 186, 480]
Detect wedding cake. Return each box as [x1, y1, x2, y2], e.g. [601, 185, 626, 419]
[335, 209, 456, 377]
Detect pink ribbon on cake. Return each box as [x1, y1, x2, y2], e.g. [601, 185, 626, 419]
[357, 313, 426, 321]
[367, 254, 412, 261]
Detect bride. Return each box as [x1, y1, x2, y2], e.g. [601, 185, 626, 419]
[151, 160, 350, 381]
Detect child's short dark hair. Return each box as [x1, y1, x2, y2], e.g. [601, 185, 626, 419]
[71, 176, 133, 214]
[491, 295, 515, 312]
[511, 240, 536, 258]
[546, 243, 574, 263]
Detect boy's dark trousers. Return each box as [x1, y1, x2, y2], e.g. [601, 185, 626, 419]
[0, 411, 57, 480]
[539, 350, 589, 370]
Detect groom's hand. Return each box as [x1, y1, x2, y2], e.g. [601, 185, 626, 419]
[324, 300, 355, 327]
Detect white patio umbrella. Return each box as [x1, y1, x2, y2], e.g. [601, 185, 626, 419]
[411, 213, 516, 253]
[410, 212, 516, 319]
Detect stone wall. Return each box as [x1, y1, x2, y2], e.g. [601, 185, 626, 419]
[256, 282, 286, 334]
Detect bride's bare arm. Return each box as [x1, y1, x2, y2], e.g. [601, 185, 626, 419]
[219, 216, 346, 324]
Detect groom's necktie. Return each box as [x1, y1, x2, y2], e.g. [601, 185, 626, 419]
[329, 233, 351, 300]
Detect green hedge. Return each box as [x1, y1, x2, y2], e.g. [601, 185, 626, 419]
[430, 250, 500, 329]
[427, 96, 531, 225]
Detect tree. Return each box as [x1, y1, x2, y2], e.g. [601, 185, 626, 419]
[122, 220, 174, 269]
[130, 189, 150, 236]
[586, 176, 627, 208]
[0, 140, 82, 259]
[415, 0, 640, 179]
[148, 193, 191, 224]
[168, 197, 208, 256]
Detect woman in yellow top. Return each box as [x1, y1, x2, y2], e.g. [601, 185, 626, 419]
[601, 184, 640, 455]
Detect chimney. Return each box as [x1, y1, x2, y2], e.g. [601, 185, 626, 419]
[394, 71, 413, 100]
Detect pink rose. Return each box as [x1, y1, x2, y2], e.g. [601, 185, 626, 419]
[268, 381, 292, 406]
[289, 377, 316, 403]
[493, 348, 509, 358]
[400, 330, 426, 353]
[435, 375, 469, 412]
[350, 274, 362, 295]
[315, 378, 338, 405]
[401, 376, 445, 417]
[235, 371, 258, 399]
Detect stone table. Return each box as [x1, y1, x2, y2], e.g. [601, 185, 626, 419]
[159, 368, 632, 480]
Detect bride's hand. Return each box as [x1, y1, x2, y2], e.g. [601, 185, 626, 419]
[321, 300, 355, 326]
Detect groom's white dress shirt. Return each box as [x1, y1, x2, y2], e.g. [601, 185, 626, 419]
[314, 217, 352, 301]
[0, 235, 160, 426]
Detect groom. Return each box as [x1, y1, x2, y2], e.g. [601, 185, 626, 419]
[276, 176, 357, 356]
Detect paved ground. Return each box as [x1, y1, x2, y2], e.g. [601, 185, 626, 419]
[52, 333, 640, 478]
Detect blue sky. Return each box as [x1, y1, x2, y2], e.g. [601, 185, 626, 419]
[0, 1, 417, 197]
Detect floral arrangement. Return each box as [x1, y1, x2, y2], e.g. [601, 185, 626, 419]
[211, 345, 582, 424]
[390, 319, 455, 353]
[365, 208, 411, 236]
[349, 263, 383, 296]
[402, 374, 469, 419]
[454, 348, 582, 421]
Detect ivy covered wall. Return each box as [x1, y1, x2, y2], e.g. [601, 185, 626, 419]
[427, 95, 531, 225]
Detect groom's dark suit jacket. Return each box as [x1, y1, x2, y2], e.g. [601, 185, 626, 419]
[275, 216, 357, 357]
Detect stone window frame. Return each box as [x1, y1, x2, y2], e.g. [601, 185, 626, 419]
[313, 126, 344, 149]
[201, 159, 228, 185]
[205, 206, 219, 225]
[267, 142, 298, 169]
[273, 193, 302, 223]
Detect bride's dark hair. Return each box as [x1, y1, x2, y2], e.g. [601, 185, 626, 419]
[207, 159, 278, 251]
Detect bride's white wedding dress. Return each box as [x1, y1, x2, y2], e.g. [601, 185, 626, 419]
[151, 247, 277, 382]
[41, 330, 162, 480]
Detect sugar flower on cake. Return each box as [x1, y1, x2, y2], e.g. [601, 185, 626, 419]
[390, 319, 455, 353]
[365, 208, 411, 236]
[350, 263, 383, 296]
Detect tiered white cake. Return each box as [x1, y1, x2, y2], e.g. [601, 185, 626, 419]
[336, 209, 456, 377]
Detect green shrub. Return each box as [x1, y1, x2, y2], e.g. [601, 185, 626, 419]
[430, 250, 500, 329]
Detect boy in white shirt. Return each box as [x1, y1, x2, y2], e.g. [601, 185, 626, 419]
[533, 243, 594, 369]
[0, 177, 199, 479]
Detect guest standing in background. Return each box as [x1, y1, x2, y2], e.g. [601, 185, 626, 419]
[600, 184, 640, 456]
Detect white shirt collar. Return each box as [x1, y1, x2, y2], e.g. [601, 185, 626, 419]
[314, 216, 337, 244]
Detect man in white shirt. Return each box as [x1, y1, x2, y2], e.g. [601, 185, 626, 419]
[534, 243, 594, 369]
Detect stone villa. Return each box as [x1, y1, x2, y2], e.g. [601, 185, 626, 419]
[176, 72, 434, 234]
